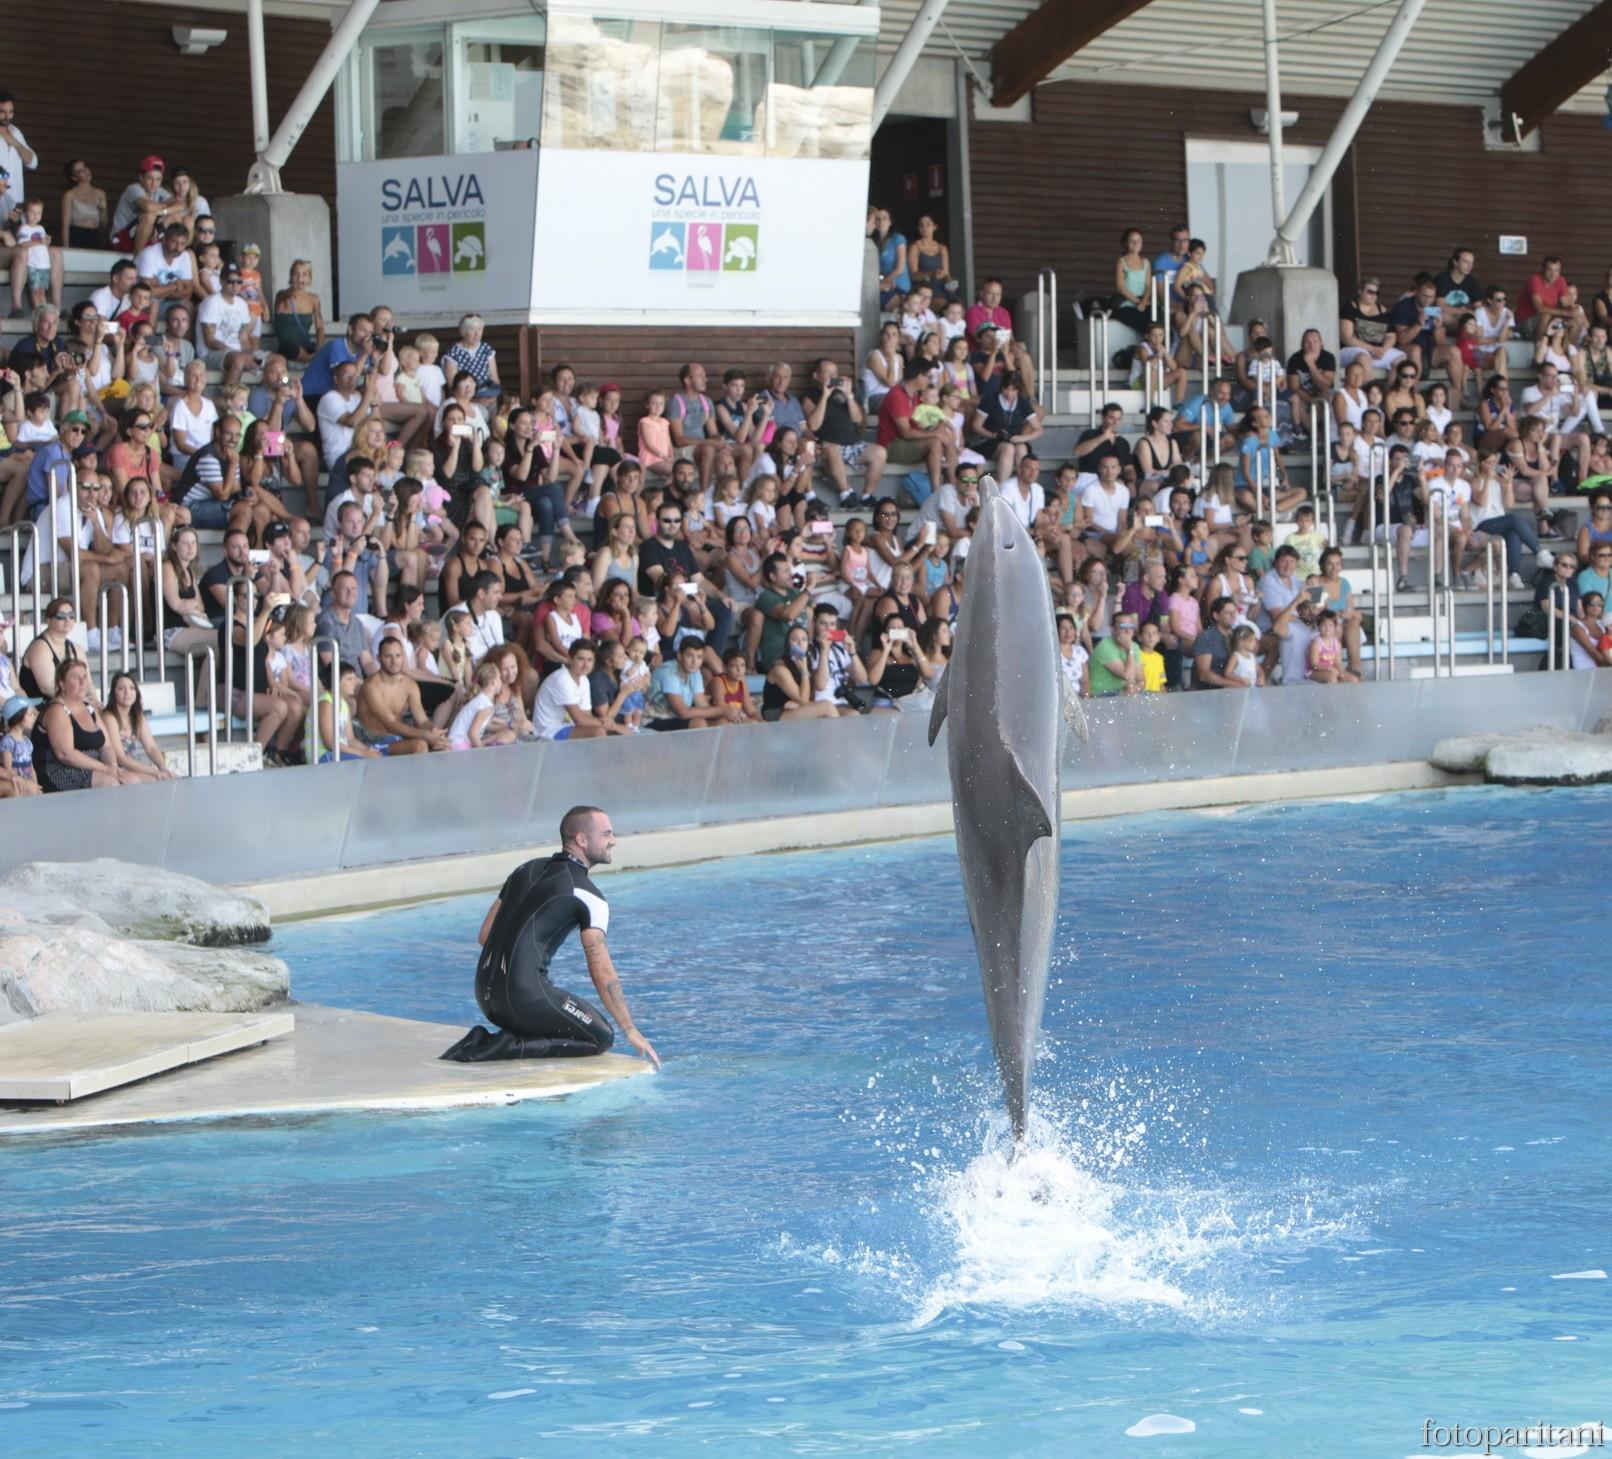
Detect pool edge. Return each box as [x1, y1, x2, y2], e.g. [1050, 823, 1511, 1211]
[243, 761, 1477, 921]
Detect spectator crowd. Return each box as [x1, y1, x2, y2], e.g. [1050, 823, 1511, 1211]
[2, 129, 1610, 793]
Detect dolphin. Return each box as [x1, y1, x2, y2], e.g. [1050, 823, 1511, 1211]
[929, 485, 1087, 1142]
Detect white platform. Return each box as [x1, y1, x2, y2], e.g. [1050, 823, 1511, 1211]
[0, 1010, 293, 1102]
[0, 1003, 650, 1133]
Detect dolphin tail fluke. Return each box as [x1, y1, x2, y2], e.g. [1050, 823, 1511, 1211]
[926, 666, 949, 747]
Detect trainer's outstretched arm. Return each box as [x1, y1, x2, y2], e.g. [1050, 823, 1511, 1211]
[581, 927, 661, 1068]
[478, 898, 501, 947]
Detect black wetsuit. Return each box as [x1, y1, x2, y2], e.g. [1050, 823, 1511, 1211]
[440, 852, 617, 1062]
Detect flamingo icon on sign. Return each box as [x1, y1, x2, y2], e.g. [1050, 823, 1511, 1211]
[687, 223, 723, 272]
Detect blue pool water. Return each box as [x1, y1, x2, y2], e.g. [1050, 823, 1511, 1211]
[4, 786, 1612, 1458]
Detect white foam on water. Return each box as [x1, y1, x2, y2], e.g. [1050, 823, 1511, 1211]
[0, 1402, 28, 1410]
[1554, 1335, 1579, 1341]
[997, 1340, 1026, 1351]
[1238, 1407, 1263, 1416]
[1126, 1413, 1196, 1437]
[1552, 1270, 1607, 1280]
[902, 1112, 1368, 1329]
[487, 1388, 536, 1400]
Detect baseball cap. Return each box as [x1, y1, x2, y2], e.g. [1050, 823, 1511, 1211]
[62, 410, 91, 427]
[139, 154, 165, 173]
[240, 241, 262, 258]
[72, 443, 99, 460]
[263, 521, 292, 543]
[2, 694, 42, 723]
[973, 321, 998, 337]
[223, 264, 243, 281]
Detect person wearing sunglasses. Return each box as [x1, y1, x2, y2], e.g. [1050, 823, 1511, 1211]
[18, 598, 82, 702]
[1339, 276, 1407, 376]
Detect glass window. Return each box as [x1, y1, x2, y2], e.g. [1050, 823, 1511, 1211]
[656, 24, 768, 156]
[458, 17, 547, 154]
[765, 31, 873, 160]
[367, 35, 446, 160]
[542, 14, 660, 152]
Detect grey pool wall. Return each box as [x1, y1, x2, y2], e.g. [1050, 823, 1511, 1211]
[8, 669, 1609, 887]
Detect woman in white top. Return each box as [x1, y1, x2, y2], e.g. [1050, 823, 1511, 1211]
[1332, 359, 1370, 433]
[168, 360, 217, 469]
[124, 321, 162, 389]
[862, 322, 904, 411]
[1570, 592, 1610, 669]
[536, 578, 585, 671]
[1201, 543, 1258, 627]
[1424, 381, 1453, 437]
[867, 497, 921, 593]
[433, 371, 491, 442]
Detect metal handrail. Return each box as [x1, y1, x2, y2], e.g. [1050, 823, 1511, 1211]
[1499, 543, 1510, 667]
[1141, 354, 1166, 413]
[1308, 401, 1334, 544]
[1427, 491, 1444, 676]
[309, 634, 342, 765]
[47, 463, 83, 615]
[1198, 314, 1223, 397]
[1085, 311, 1110, 428]
[1035, 267, 1058, 414]
[1152, 269, 1176, 356]
[1367, 453, 1396, 681]
[1, 522, 42, 643]
[1546, 581, 1573, 670]
[1443, 585, 1458, 676]
[1483, 539, 1497, 666]
[97, 583, 132, 699]
[150, 515, 167, 685]
[184, 645, 219, 777]
[222, 573, 257, 744]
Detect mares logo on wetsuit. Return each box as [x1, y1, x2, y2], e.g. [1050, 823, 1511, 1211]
[562, 1000, 593, 1026]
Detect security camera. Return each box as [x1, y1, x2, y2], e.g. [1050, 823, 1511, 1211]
[172, 26, 229, 55]
[1249, 109, 1299, 134]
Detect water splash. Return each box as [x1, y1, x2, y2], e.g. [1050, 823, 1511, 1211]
[794, 1071, 1375, 1329]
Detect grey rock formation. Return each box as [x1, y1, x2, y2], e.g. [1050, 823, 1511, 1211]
[0, 926, 289, 1025]
[1430, 727, 1612, 785]
[0, 860, 270, 946]
[0, 859, 287, 1026]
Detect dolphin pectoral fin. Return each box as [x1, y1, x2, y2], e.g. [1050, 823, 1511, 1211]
[1007, 754, 1056, 850]
[927, 667, 949, 747]
[1060, 675, 1091, 744]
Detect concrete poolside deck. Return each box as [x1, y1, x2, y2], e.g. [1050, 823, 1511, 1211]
[0, 1003, 650, 1135]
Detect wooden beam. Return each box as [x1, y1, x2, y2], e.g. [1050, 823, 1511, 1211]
[990, 0, 1157, 109]
[1500, 0, 1612, 138]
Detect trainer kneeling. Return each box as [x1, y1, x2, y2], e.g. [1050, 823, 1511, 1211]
[442, 805, 660, 1067]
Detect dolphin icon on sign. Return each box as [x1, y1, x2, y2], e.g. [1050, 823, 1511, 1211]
[650, 228, 684, 266]
[383, 235, 413, 264]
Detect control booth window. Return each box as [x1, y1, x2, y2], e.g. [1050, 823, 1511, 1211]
[540, 14, 872, 160]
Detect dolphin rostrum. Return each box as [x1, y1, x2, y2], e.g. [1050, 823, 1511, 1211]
[929, 486, 1086, 1142]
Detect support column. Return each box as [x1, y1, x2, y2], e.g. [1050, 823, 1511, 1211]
[1273, 0, 1426, 259]
[247, 0, 384, 194]
[246, 0, 271, 155]
[872, 0, 953, 131]
[1261, 0, 1290, 265]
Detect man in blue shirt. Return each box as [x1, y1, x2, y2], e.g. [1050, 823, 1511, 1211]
[25, 410, 86, 513]
[1152, 225, 1190, 296]
[299, 313, 374, 402]
[1173, 378, 1235, 463]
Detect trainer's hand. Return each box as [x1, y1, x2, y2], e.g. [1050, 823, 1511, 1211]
[626, 1028, 661, 1070]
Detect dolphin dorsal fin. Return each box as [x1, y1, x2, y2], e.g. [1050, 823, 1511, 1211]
[979, 473, 1000, 503]
[927, 665, 949, 747]
[1007, 753, 1055, 854]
